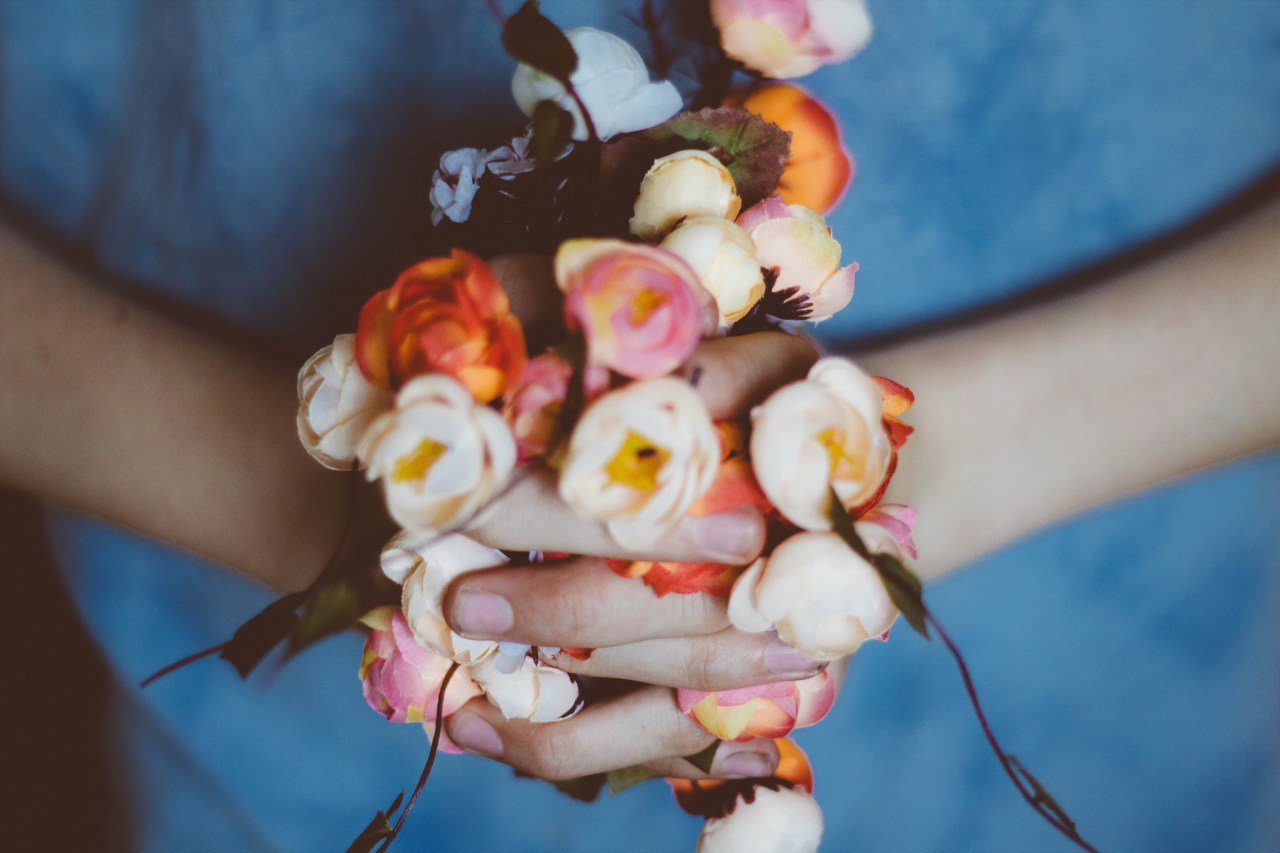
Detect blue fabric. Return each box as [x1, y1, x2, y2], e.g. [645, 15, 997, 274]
[4, 1, 1279, 850]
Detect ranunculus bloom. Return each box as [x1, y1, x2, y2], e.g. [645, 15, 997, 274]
[678, 669, 836, 742]
[511, 27, 682, 141]
[555, 238, 714, 379]
[502, 352, 610, 463]
[296, 334, 391, 470]
[711, 0, 872, 79]
[697, 786, 824, 853]
[359, 606, 482, 725]
[728, 529, 899, 660]
[750, 357, 890, 530]
[382, 531, 509, 665]
[470, 654, 581, 723]
[735, 83, 853, 213]
[559, 378, 720, 550]
[359, 375, 516, 533]
[630, 150, 743, 242]
[355, 250, 528, 404]
[737, 196, 856, 322]
[661, 216, 764, 328]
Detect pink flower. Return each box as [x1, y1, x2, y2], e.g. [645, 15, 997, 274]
[502, 352, 610, 463]
[737, 196, 856, 322]
[359, 606, 481, 725]
[677, 669, 836, 742]
[296, 334, 392, 470]
[555, 238, 715, 380]
[711, 0, 873, 79]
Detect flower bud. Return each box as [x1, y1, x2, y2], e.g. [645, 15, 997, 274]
[697, 786, 824, 853]
[630, 150, 743, 242]
[661, 217, 765, 328]
[711, 0, 872, 79]
[296, 334, 391, 470]
[359, 606, 481, 724]
[678, 670, 837, 741]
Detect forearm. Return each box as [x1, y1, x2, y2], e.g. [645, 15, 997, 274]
[860, 196, 1280, 579]
[0, 217, 348, 590]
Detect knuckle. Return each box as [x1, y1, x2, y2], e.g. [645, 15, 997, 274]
[522, 727, 578, 781]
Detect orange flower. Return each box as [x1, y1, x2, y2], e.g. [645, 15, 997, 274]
[670, 738, 815, 816]
[355, 249, 527, 404]
[735, 83, 853, 214]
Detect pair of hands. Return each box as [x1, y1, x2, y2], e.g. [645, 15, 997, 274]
[430, 257, 826, 783]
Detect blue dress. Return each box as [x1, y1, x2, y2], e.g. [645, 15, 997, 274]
[3, 1, 1278, 850]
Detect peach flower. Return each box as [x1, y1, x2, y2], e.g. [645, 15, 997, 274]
[358, 606, 481, 725]
[502, 352, 610, 463]
[630, 150, 743, 241]
[737, 196, 856, 322]
[470, 655, 581, 723]
[296, 334, 391, 470]
[661, 216, 765, 328]
[677, 669, 837, 742]
[711, 0, 872, 79]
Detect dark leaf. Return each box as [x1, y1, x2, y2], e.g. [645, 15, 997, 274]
[219, 591, 306, 678]
[1009, 756, 1079, 834]
[287, 582, 362, 655]
[683, 740, 721, 774]
[345, 791, 404, 853]
[502, 1, 577, 82]
[531, 100, 575, 169]
[605, 764, 662, 795]
[644, 107, 791, 207]
[549, 772, 607, 802]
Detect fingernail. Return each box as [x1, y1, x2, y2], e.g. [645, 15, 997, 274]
[712, 746, 777, 779]
[764, 637, 824, 677]
[449, 712, 503, 758]
[694, 509, 762, 563]
[452, 587, 514, 636]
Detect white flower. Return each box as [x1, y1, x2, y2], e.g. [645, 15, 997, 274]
[470, 655, 581, 722]
[630, 150, 743, 241]
[559, 378, 720, 550]
[661, 216, 764, 327]
[487, 133, 539, 180]
[430, 147, 495, 226]
[359, 375, 516, 533]
[296, 334, 391, 469]
[728, 529, 898, 660]
[750, 356, 889, 530]
[511, 28, 682, 141]
[697, 786, 824, 853]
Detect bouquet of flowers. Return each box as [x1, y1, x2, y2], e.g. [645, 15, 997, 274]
[148, 3, 1097, 851]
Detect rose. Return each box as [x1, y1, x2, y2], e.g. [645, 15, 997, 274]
[559, 377, 720, 550]
[382, 531, 509, 665]
[555, 238, 715, 380]
[736, 196, 856, 322]
[359, 375, 516, 533]
[511, 27, 682, 141]
[359, 606, 482, 726]
[697, 786, 824, 853]
[661, 217, 765, 328]
[470, 655, 581, 723]
[296, 334, 391, 470]
[502, 352, 610, 463]
[750, 356, 890, 529]
[710, 0, 873, 79]
[728, 529, 898, 660]
[630, 150, 743, 242]
[355, 249, 527, 404]
[734, 83, 853, 214]
[677, 669, 837, 741]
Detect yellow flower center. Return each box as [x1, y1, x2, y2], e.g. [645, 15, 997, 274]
[392, 437, 448, 483]
[816, 426, 865, 480]
[629, 288, 669, 327]
[604, 430, 669, 492]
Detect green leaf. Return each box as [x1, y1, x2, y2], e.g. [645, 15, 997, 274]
[827, 494, 930, 640]
[219, 591, 306, 678]
[682, 740, 721, 775]
[531, 99, 575, 169]
[502, 1, 577, 82]
[344, 791, 403, 853]
[605, 764, 662, 795]
[287, 582, 362, 655]
[644, 107, 791, 207]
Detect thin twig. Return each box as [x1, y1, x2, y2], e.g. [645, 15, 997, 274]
[139, 642, 227, 688]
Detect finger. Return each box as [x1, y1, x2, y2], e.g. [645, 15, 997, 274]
[679, 331, 820, 419]
[543, 629, 825, 690]
[444, 685, 715, 781]
[643, 737, 782, 781]
[444, 556, 730, 647]
[465, 466, 765, 564]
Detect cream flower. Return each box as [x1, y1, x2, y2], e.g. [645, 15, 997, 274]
[750, 356, 889, 530]
[296, 334, 391, 470]
[470, 655, 581, 723]
[559, 378, 720, 550]
[359, 375, 516, 533]
[661, 216, 765, 327]
[728, 529, 899, 660]
[630, 150, 743, 241]
[511, 28, 682, 141]
[697, 786, 824, 853]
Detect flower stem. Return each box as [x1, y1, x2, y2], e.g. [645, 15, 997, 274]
[138, 642, 227, 688]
